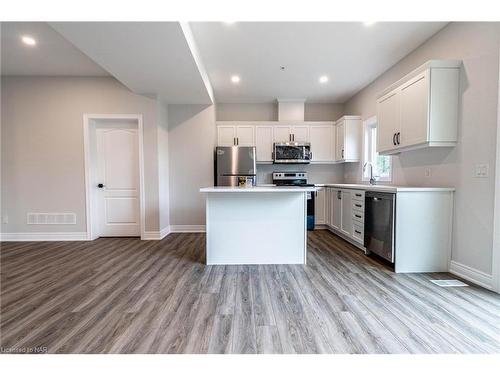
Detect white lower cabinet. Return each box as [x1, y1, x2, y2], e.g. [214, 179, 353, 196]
[321, 186, 454, 274]
[314, 188, 326, 225]
[340, 190, 353, 237]
[323, 187, 364, 248]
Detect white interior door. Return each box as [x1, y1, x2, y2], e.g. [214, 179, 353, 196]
[96, 128, 140, 237]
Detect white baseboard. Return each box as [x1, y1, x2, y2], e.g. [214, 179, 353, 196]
[449, 260, 493, 290]
[142, 226, 171, 240]
[169, 225, 206, 233]
[0, 232, 88, 242]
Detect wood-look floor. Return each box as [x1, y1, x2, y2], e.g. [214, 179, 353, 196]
[1, 230, 499, 354]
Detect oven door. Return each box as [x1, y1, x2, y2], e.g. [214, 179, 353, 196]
[273, 143, 311, 164]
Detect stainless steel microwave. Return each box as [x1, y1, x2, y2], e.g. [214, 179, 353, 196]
[273, 142, 311, 164]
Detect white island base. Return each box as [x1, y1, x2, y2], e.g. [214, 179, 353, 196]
[200, 187, 315, 265]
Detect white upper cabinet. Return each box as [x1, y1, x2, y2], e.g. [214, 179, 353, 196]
[335, 116, 361, 162]
[273, 125, 309, 143]
[217, 125, 237, 147]
[376, 60, 461, 155]
[273, 125, 292, 142]
[216, 121, 357, 164]
[309, 125, 333, 162]
[255, 125, 274, 162]
[216, 124, 255, 146]
[292, 126, 309, 142]
[236, 125, 255, 146]
[377, 89, 400, 153]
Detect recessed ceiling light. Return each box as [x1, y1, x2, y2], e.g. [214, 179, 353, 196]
[363, 21, 376, 27]
[231, 75, 241, 84]
[319, 76, 329, 83]
[21, 35, 36, 46]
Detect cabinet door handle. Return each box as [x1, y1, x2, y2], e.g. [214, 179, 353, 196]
[355, 214, 361, 218]
[355, 193, 362, 197]
[341, 149, 344, 159]
[355, 230, 362, 234]
[397, 132, 400, 145]
[237, 137, 239, 145]
[393, 133, 396, 146]
[355, 204, 362, 208]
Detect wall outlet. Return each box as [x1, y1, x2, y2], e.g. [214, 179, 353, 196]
[475, 164, 489, 178]
[424, 168, 432, 178]
[2, 215, 8, 224]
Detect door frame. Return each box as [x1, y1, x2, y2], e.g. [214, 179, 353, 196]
[83, 114, 145, 240]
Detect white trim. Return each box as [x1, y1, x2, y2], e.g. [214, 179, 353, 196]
[493, 45, 500, 293]
[0, 232, 88, 242]
[83, 114, 146, 241]
[361, 116, 392, 183]
[169, 225, 206, 233]
[449, 260, 493, 290]
[142, 226, 171, 240]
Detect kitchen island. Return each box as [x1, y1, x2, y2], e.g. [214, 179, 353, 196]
[200, 186, 316, 265]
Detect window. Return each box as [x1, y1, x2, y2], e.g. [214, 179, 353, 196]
[362, 116, 392, 182]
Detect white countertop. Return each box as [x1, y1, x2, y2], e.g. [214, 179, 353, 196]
[200, 186, 316, 193]
[314, 183, 455, 192]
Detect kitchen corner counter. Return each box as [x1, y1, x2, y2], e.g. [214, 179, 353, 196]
[314, 183, 455, 193]
[200, 186, 316, 193]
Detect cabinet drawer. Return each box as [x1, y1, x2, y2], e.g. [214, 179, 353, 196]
[352, 191, 365, 202]
[352, 200, 364, 211]
[352, 210, 364, 223]
[352, 223, 364, 244]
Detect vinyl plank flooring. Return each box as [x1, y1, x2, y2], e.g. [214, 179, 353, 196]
[1, 230, 499, 354]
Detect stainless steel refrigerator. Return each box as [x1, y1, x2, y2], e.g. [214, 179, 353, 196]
[215, 146, 257, 186]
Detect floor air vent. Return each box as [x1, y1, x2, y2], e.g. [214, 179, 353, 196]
[430, 279, 468, 287]
[27, 213, 76, 225]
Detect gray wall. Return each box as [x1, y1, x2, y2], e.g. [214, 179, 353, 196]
[343, 22, 500, 275]
[216, 102, 344, 121]
[1, 76, 164, 233]
[168, 104, 216, 226]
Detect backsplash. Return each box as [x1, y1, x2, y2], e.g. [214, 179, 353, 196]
[256, 163, 345, 184]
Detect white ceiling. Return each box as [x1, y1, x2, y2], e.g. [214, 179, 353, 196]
[189, 22, 448, 103]
[50, 22, 213, 104]
[1, 22, 109, 76]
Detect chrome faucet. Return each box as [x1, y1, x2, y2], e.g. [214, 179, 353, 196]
[363, 162, 377, 185]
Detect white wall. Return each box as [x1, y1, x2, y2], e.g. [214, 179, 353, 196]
[157, 100, 170, 232]
[168, 104, 216, 226]
[343, 22, 500, 277]
[1, 76, 164, 233]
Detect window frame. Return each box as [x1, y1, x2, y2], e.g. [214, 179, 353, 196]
[361, 116, 392, 183]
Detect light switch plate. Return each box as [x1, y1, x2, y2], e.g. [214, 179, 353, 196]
[475, 164, 489, 178]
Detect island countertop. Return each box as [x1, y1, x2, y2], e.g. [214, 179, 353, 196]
[200, 186, 317, 193]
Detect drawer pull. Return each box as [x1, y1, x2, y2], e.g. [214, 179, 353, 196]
[355, 214, 361, 218]
[355, 204, 362, 208]
[355, 230, 362, 234]
[355, 194, 362, 197]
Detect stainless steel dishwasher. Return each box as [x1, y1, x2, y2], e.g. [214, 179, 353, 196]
[364, 191, 396, 263]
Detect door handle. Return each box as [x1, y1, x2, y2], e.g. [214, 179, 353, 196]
[97, 183, 105, 188]
[237, 137, 239, 146]
[341, 149, 344, 159]
[393, 133, 396, 146]
[397, 132, 400, 145]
